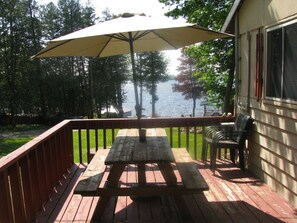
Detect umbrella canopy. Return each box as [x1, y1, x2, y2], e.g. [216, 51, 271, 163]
[33, 13, 232, 140]
[33, 13, 231, 58]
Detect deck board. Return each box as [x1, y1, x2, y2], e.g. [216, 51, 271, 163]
[35, 160, 297, 223]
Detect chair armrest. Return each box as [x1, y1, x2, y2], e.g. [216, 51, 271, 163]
[212, 131, 226, 143]
[229, 130, 247, 137]
[212, 130, 248, 142]
[220, 122, 235, 127]
[205, 126, 220, 138]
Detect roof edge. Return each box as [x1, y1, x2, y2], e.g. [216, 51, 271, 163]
[221, 0, 243, 33]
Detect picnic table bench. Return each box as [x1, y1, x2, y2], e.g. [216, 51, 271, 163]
[74, 128, 208, 220]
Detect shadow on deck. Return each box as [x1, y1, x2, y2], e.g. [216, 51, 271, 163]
[35, 160, 297, 223]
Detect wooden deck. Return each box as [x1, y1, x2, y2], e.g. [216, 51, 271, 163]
[35, 160, 297, 223]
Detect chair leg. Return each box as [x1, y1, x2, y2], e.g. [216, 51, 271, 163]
[238, 148, 245, 170]
[210, 145, 217, 171]
[230, 149, 236, 164]
[202, 138, 207, 162]
[217, 148, 221, 159]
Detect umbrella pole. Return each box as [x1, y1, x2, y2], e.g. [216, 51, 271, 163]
[128, 32, 145, 141]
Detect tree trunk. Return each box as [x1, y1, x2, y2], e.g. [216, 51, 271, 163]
[151, 81, 157, 117]
[117, 83, 124, 117]
[192, 97, 196, 117]
[139, 81, 143, 117]
[224, 43, 235, 113]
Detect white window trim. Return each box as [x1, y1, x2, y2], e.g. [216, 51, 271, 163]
[264, 18, 297, 104]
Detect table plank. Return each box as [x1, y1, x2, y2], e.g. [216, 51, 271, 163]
[119, 129, 136, 162]
[105, 128, 175, 165]
[146, 128, 158, 161]
[105, 129, 127, 164]
[132, 143, 147, 163]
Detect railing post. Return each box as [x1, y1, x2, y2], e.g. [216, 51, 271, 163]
[0, 170, 14, 223]
[19, 155, 34, 221]
[78, 128, 82, 164]
[8, 163, 26, 222]
[178, 127, 181, 148]
[194, 126, 197, 160]
[87, 127, 91, 163]
[201, 126, 206, 161]
[170, 127, 173, 147]
[186, 126, 189, 151]
[103, 128, 107, 149]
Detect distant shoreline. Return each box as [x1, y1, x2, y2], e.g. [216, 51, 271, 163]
[122, 80, 218, 117]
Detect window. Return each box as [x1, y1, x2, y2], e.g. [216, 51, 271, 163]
[266, 20, 297, 101]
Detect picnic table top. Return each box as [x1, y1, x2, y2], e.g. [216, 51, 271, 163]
[105, 128, 175, 165]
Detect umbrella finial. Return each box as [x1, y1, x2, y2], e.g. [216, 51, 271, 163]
[121, 12, 135, 18]
[121, 12, 146, 18]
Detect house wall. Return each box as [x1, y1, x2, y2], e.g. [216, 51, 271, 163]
[236, 0, 297, 207]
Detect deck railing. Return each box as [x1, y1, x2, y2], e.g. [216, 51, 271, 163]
[0, 116, 234, 222]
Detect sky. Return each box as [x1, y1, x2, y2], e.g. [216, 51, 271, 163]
[38, 0, 169, 17]
[91, 0, 168, 17]
[38, 0, 181, 75]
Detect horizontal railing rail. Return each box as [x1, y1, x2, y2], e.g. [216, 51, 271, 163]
[0, 116, 234, 222]
[70, 116, 234, 163]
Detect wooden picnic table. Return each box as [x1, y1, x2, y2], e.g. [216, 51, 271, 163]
[75, 128, 209, 221]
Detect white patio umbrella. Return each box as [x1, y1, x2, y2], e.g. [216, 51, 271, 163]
[33, 13, 232, 139]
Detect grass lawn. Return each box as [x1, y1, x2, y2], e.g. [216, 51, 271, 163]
[1, 125, 203, 162]
[72, 129, 119, 163]
[0, 137, 34, 157]
[165, 128, 203, 160]
[0, 124, 48, 157]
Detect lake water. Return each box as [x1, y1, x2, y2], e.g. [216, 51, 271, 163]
[122, 80, 206, 117]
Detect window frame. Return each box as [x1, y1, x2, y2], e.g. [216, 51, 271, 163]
[265, 19, 297, 102]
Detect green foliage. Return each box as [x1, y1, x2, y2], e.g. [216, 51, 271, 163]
[172, 48, 204, 116]
[159, 0, 235, 112]
[160, 0, 233, 30]
[0, 0, 42, 124]
[187, 40, 234, 107]
[92, 55, 130, 117]
[0, 0, 131, 122]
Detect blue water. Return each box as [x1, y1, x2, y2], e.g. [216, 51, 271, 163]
[122, 80, 205, 117]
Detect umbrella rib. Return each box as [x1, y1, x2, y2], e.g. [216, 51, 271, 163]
[133, 30, 152, 41]
[96, 36, 113, 57]
[107, 33, 129, 42]
[111, 31, 151, 41]
[151, 30, 179, 49]
[32, 39, 73, 58]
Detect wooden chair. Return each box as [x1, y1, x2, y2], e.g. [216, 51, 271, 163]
[203, 114, 254, 171]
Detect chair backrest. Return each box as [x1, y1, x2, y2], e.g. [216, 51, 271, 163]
[232, 114, 254, 143]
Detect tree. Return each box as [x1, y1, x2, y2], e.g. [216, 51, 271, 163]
[159, 0, 235, 113]
[40, 0, 98, 118]
[173, 48, 204, 116]
[90, 10, 130, 118]
[93, 55, 129, 118]
[136, 52, 168, 117]
[0, 0, 41, 125]
[0, 0, 130, 124]
[27, 0, 47, 120]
